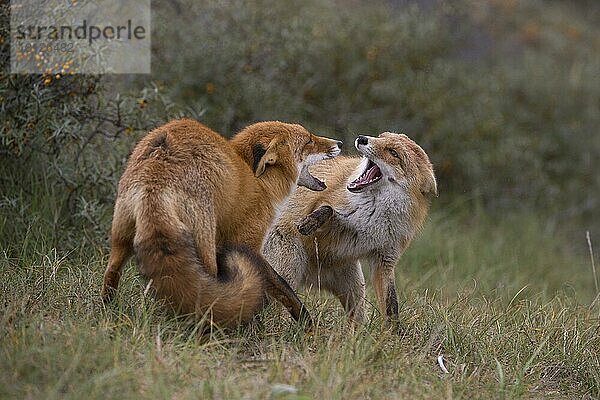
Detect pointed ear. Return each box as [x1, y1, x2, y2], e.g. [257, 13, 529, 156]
[253, 139, 279, 177]
[421, 170, 438, 198]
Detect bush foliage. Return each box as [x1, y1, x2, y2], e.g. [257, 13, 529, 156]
[0, 3, 199, 247]
[1, 0, 599, 249]
[152, 0, 600, 222]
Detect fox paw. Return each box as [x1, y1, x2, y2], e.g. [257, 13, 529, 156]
[100, 285, 117, 304]
[297, 205, 334, 235]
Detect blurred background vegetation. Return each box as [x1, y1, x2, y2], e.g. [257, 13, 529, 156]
[3, 2, 600, 397]
[1, 0, 599, 258]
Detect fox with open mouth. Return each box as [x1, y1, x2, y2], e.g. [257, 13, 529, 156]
[263, 132, 437, 325]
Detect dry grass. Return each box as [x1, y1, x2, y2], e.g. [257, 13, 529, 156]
[1, 208, 599, 399]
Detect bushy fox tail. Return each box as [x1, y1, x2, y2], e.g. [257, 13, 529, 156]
[132, 215, 310, 328]
[133, 221, 267, 326]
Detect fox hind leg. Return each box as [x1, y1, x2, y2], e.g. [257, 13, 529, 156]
[372, 257, 402, 332]
[222, 239, 312, 329]
[102, 201, 135, 303]
[262, 229, 312, 329]
[317, 261, 366, 324]
[260, 258, 313, 329]
[102, 238, 134, 303]
[263, 228, 308, 291]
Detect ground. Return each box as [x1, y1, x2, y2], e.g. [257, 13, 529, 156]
[1, 208, 599, 399]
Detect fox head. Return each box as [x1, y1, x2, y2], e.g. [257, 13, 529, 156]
[348, 132, 437, 198]
[232, 121, 342, 191]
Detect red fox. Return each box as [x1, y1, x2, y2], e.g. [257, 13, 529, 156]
[263, 132, 436, 324]
[101, 119, 342, 327]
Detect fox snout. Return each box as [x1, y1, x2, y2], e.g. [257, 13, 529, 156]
[330, 140, 343, 157]
[354, 135, 376, 158]
[356, 135, 369, 147]
[355, 135, 375, 151]
[305, 138, 343, 164]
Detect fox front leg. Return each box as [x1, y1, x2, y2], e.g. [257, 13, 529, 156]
[297, 205, 334, 236]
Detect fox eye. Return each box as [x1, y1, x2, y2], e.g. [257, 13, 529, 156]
[388, 148, 400, 158]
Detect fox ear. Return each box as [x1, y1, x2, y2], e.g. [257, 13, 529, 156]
[253, 138, 279, 177]
[421, 170, 438, 198]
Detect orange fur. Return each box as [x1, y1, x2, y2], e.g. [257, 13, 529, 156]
[101, 119, 340, 327]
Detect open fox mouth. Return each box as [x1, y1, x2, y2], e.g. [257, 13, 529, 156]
[298, 147, 342, 192]
[347, 159, 382, 192]
[299, 163, 327, 191]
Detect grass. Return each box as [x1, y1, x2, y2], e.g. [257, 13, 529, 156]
[1, 203, 599, 399]
[2, 0, 599, 396]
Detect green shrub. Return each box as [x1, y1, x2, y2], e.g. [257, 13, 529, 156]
[0, 4, 201, 249]
[1, 0, 598, 251]
[151, 0, 599, 226]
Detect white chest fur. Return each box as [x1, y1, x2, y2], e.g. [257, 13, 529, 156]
[323, 184, 414, 259]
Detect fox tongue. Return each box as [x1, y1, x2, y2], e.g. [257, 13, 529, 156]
[354, 162, 381, 185]
[362, 163, 380, 182]
[348, 160, 382, 192]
